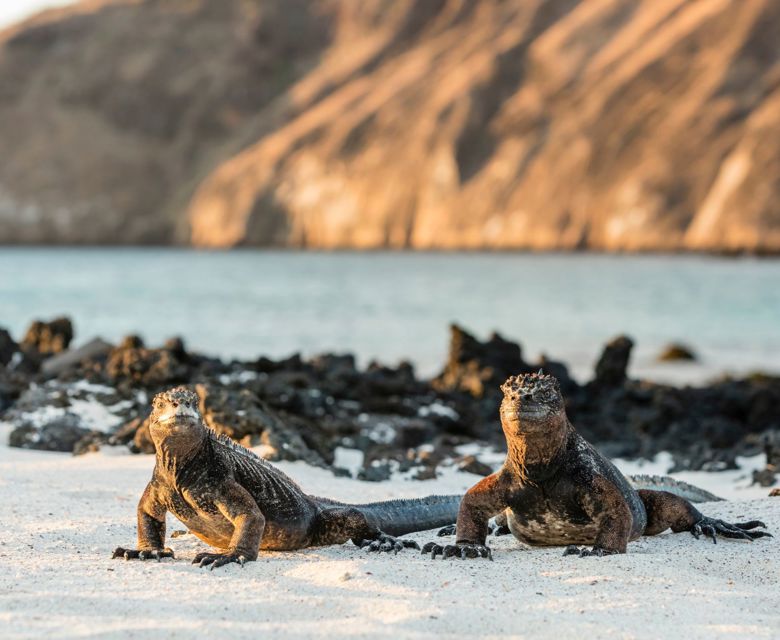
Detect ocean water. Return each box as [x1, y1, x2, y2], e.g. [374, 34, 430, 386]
[2, 249, 778, 383]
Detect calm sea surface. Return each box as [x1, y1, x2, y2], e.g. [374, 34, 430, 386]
[2, 249, 778, 382]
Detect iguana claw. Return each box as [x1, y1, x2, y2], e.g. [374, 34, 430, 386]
[563, 545, 618, 558]
[112, 547, 174, 561]
[690, 517, 772, 543]
[421, 541, 492, 560]
[356, 534, 420, 554]
[193, 552, 247, 569]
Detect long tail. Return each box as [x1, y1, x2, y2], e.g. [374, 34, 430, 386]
[629, 474, 724, 503]
[350, 495, 462, 536]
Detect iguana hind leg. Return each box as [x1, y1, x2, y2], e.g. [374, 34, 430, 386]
[312, 507, 420, 553]
[638, 490, 771, 542]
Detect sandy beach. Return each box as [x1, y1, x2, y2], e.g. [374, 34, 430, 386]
[1, 433, 778, 640]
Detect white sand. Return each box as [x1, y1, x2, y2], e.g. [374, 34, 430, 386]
[1, 439, 778, 639]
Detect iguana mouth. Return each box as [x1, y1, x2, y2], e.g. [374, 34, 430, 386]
[500, 402, 554, 426]
[502, 400, 551, 416]
[517, 405, 551, 419]
[156, 405, 199, 425]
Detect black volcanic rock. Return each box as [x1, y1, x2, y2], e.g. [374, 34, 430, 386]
[0, 327, 17, 366]
[658, 343, 698, 362]
[105, 342, 189, 388]
[752, 432, 780, 487]
[195, 383, 328, 468]
[41, 337, 113, 377]
[593, 335, 634, 388]
[2, 317, 780, 480]
[21, 316, 73, 356]
[457, 455, 493, 477]
[433, 324, 532, 398]
[9, 413, 94, 452]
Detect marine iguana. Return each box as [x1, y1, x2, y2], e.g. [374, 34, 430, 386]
[112, 387, 460, 568]
[423, 372, 770, 560]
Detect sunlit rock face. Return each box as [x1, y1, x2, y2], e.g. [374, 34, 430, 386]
[2, 0, 780, 251]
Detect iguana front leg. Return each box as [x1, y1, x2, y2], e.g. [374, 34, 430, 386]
[113, 482, 174, 561]
[564, 476, 632, 558]
[423, 473, 505, 560]
[193, 481, 265, 569]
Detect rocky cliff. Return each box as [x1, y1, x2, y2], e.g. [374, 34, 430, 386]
[1, 0, 779, 251]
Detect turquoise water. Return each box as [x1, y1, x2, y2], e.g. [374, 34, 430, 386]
[2, 249, 779, 381]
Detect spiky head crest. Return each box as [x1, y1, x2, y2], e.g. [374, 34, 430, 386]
[500, 370, 561, 402]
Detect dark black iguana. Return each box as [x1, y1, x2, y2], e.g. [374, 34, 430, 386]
[424, 372, 770, 560]
[113, 387, 460, 568]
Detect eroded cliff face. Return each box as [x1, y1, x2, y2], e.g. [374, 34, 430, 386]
[1, 0, 779, 251]
[0, 0, 334, 243]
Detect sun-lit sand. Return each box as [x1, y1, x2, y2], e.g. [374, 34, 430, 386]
[1, 432, 778, 639]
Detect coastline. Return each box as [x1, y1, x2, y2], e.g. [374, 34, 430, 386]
[2, 251, 779, 383]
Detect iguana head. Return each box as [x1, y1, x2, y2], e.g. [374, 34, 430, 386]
[149, 387, 204, 445]
[499, 371, 565, 432]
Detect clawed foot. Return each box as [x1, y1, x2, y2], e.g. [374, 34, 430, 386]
[112, 547, 174, 561]
[690, 518, 772, 544]
[436, 524, 510, 537]
[421, 541, 493, 560]
[192, 551, 248, 569]
[355, 534, 420, 554]
[563, 545, 619, 558]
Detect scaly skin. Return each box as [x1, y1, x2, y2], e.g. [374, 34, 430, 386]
[113, 387, 459, 569]
[423, 372, 771, 560]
